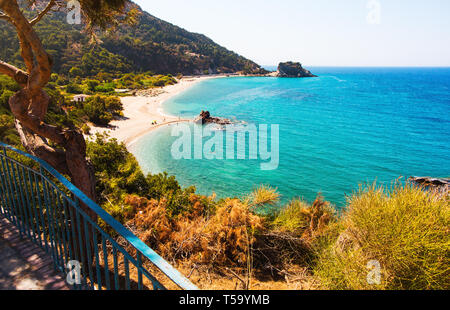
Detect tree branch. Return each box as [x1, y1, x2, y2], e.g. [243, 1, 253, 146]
[0, 13, 10, 21]
[1, 0, 98, 207]
[9, 90, 66, 145]
[30, 0, 56, 26]
[17, 31, 35, 73]
[0, 60, 28, 85]
[15, 121, 70, 175]
[1, 1, 52, 96]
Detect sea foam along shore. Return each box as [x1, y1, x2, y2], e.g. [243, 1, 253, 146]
[89, 75, 221, 147]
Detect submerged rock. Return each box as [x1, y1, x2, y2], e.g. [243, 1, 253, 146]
[277, 62, 317, 78]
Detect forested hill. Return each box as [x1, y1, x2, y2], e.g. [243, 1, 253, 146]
[0, 1, 264, 76]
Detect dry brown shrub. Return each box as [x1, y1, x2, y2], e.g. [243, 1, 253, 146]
[250, 194, 336, 278]
[131, 200, 172, 244]
[301, 195, 334, 241]
[124, 194, 265, 268]
[199, 198, 265, 266]
[122, 191, 326, 288]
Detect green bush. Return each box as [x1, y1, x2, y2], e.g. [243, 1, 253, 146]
[81, 123, 91, 135]
[66, 83, 83, 94]
[69, 67, 83, 78]
[142, 74, 177, 88]
[0, 77, 20, 145]
[82, 95, 122, 126]
[96, 72, 114, 83]
[0, 114, 20, 145]
[56, 76, 70, 86]
[273, 199, 312, 233]
[0, 90, 14, 110]
[0, 75, 20, 93]
[86, 134, 197, 217]
[313, 183, 449, 290]
[95, 83, 116, 93]
[50, 73, 59, 82]
[85, 79, 101, 92]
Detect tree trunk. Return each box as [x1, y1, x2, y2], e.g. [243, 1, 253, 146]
[0, 2, 98, 271]
[0, 1, 97, 221]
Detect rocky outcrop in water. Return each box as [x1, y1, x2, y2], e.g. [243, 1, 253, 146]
[195, 111, 233, 125]
[409, 177, 449, 190]
[277, 62, 317, 78]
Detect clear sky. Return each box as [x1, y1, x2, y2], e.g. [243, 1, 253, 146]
[134, 0, 450, 67]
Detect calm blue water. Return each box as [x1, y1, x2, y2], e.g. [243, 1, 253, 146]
[132, 68, 450, 207]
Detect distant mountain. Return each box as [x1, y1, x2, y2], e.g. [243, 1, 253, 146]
[0, 1, 265, 76]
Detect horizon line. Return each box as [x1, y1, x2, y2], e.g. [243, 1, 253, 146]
[262, 65, 450, 68]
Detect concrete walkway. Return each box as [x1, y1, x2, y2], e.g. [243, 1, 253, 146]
[0, 217, 69, 290]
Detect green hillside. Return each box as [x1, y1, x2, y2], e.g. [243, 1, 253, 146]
[0, 1, 264, 77]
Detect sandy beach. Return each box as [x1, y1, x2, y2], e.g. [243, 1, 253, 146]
[89, 76, 219, 147]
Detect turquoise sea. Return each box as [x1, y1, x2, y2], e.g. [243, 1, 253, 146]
[131, 67, 450, 207]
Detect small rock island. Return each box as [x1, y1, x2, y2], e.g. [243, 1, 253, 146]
[276, 61, 317, 78]
[195, 110, 233, 125]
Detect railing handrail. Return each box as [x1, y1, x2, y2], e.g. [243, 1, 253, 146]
[0, 142, 198, 290]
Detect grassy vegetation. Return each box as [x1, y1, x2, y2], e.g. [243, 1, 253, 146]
[119, 73, 177, 89]
[81, 95, 123, 126]
[0, 76, 20, 145]
[312, 183, 449, 290]
[273, 195, 336, 236]
[86, 134, 197, 224]
[61, 72, 178, 95]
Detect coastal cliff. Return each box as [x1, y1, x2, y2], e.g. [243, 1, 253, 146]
[276, 62, 317, 77]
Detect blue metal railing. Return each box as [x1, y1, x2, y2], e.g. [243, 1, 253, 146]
[0, 142, 198, 290]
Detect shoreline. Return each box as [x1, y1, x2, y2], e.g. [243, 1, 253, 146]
[89, 75, 220, 147]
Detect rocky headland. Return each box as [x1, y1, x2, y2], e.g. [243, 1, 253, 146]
[275, 62, 317, 78]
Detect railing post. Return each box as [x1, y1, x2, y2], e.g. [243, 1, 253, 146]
[2, 148, 23, 237]
[92, 229, 102, 290]
[137, 252, 143, 290]
[112, 247, 119, 290]
[10, 161, 31, 239]
[33, 171, 49, 253]
[73, 199, 88, 288]
[102, 236, 111, 290]
[124, 257, 130, 290]
[0, 149, 11, 220]
[25, 168, 44, 248]
[40, 166, 59, 272]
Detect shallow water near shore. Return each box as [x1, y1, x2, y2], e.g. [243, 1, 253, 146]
[132, 67, 450, 207]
